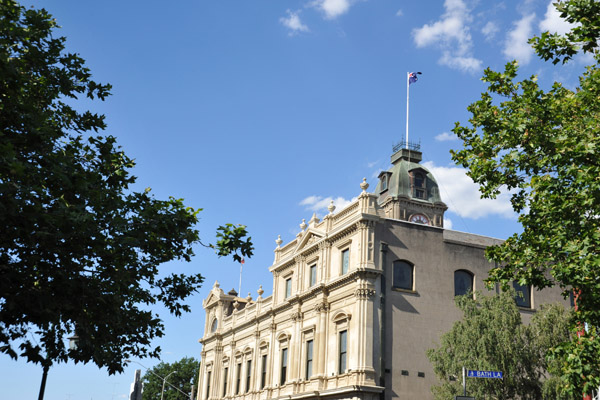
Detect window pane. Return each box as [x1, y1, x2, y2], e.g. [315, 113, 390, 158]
[285, 278, 291, 298]
[261, 355, 267, 389]
[246, 360, 252, 393]
[310, 265, 316, 286]
[223, 368, 228, 397]
[454, 270, 473, 297]
[236, 363, 241, 394]
[339, 330, 347, 374]
[306, 340, 313, 379]
[206, 371, 211, 399]
[393, 261, 413, 290]
[342, 249, 349, 274]
[513, 282, 531, 308]
[280, 348, 288, 385]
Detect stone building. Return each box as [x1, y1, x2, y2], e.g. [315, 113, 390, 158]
[195, 146, 567, 400]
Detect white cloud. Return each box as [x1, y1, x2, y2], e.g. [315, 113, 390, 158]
[444, 218, 453, 230]
[503, 13, 536, 64]
[481, 21, 499, 40]
[396, 9, 403, 17]
[311, 0, 351, 20]
[300, 195, 356, 215]
[280, 10, 309, 35]
[435, 131, 458, 142]
[539, 0, 575, 35]
[423, 161, 515, 219]
[412, 0, 482, 73]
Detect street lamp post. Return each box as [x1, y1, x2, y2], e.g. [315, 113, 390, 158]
[125, 359, 191, 399]
[161, 371, 176, 400]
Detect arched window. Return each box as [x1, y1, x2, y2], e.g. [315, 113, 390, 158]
[454, 270, 474, 297]
[393, 261, 414, 290]
[513, 282, 532, 308]
[210, 318, 218, 333]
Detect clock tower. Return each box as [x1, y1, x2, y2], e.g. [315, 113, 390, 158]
[374, 143, 448, 227]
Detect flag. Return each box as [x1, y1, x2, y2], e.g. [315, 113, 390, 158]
[408, 71, 422, 85]
[241, 257, 245, 264]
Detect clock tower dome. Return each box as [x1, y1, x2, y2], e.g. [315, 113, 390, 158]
[374, 143, 448, 227]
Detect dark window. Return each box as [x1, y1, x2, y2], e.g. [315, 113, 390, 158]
[413, 172, 426, 199]
[338, 330, 347, 374]
[513, 282, 532, 308]
[246, 360, 252, 393]
[222, 367, 228, 397]
[210, 318, 218, 333]
[280, 348, 288, 385]
[285, 278, 292, 299]
[381, 175, 388, 191]
[454, 270, 474, 297]
[235, 363, 241, 394]
[305, 340, 313, 379]
[341, 249, 349, 274]
[261, 355, 267, 389]
[206, 371, 211, 399]
[393, 261, 414, 290]
[310, 264, 317, 287]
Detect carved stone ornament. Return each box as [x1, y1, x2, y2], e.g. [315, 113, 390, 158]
[300, 219, 307, 231]
[257, 285, 264, 298]
[291, 311, 303, 322]
[276, 235, 283, 248]
[355, 288, 376, 299]
[314, 301, 330, 313]
[360, 177, 369, 192]
[270, 322, 277, 331]
[328, 200, 336, 214]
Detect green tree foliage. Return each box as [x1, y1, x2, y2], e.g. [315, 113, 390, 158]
[141, 357, 199, 400]
[451, 0, 600, 395]
[427, 293, 572, 400]
[0, 0, 253, 376]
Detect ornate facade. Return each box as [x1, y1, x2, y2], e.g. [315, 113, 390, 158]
[196, 147, 567, 400]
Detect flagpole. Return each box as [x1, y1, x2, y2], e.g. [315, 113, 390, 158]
[406, 72, 410, 149]
[238, 260, 243, 295]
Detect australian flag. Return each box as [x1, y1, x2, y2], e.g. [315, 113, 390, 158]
[408, 71, 422, 85]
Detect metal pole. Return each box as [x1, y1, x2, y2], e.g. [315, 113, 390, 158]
[463, 366, 466, 396]
[38, 364, 49, 400]
[161, 370, 176, 400]
[406, 72, 410, 149]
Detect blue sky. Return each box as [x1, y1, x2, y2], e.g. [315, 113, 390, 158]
[2, 0, 591, 398]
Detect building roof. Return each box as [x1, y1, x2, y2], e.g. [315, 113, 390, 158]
[374, 148, 443, 205]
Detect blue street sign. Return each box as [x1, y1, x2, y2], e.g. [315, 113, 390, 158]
[467, 370, 503, 379]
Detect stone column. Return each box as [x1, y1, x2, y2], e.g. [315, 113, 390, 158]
[314, 300, 329, 378]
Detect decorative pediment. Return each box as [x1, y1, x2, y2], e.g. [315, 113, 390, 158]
[293, 228, 325, 254]
[203, 281, 226, 308]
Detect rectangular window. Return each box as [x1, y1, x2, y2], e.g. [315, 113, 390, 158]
[236, 362, 241, 394]
[513, 282, 532, 308]
[285, 277, 292, 299]
[246, 360, 252, 393]
[341, 249, 349, 274]
[206, 371, 211, 399]
[309, 264, 317, 287]
[338, 330, 347, 374]
[280, 348, 288, 386]
[305, 339, 313, 380]
[222, 367, 228, 397]
[261, 354, 267, 389]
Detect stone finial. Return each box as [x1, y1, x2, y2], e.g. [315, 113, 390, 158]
[233, 300, 240, 310]
[213, 281, 220, 289]
[275, 235, 283, 248]
[257, 285, 264, 298]
[327, 200, 336, 214]
[300, 219, 307, 231]
[247, 292, 252, 301]
[360, 177, 369, 193]
[309, 212, 320, 226]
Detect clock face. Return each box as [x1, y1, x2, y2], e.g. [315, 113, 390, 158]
[409, 214, 430, 225]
